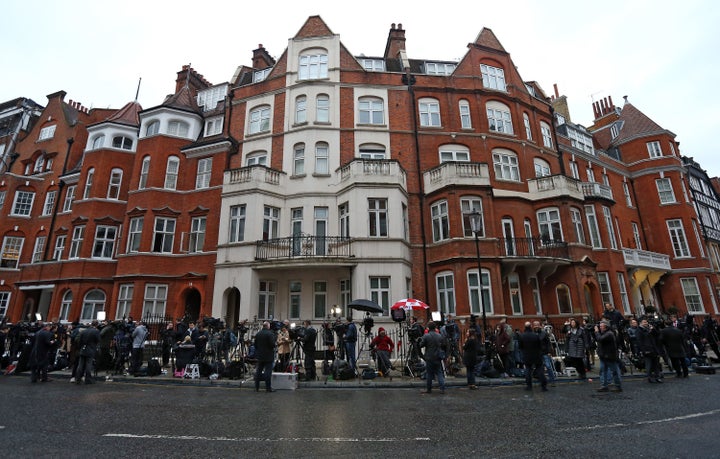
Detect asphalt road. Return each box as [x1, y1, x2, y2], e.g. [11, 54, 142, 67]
[1, 374, 718, 458]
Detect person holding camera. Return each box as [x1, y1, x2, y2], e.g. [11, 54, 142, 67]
[370, 327, 394, 377]
[302, 320, 317, 380]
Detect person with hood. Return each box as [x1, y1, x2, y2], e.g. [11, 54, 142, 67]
[370, 326, 394, 376]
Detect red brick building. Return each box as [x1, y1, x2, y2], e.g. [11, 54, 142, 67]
[0, 16, 717, 331]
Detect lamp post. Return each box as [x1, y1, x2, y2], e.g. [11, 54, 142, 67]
[468, 210, 489, 346]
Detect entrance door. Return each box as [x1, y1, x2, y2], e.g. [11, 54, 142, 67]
[184, 289, 201, 322]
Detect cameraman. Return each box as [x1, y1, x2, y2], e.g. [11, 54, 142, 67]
[362, 313, 374, 337]
[302, 320, 317, 380]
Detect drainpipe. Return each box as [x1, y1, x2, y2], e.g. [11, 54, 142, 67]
[403, 70, 430, 306]
[43, 137, 74, 260]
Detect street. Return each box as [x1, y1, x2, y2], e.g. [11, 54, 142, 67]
[1, 373, 718, 458]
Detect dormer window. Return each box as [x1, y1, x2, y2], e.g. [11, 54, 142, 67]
[425, 62, 456, 75]
[33, 156, 45, 173]
[204, 117, 223, 136]
[360, 59, 385, 72]
[610, 124, 619, 139]
[92, 135, 105, 149]
[146, 121, 160, 136]
[167, 120, 189, 137]
[253, 68, 271, 83]
[197, 85, 227, 111]
[112, 136, 133, 150]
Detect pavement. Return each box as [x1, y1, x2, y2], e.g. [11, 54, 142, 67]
[28, 356, 719, 390]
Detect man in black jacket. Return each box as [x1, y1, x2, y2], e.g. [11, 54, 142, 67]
[660, 322, 688, 378]
[594, 320, 622, 392]
[30, 322, 56, 383]
[302, 320, 317, 381]
[418, 321, 447, 394]
[76, 321, 101, 385]
[637, 318, 661, 383]
[254, 321, 277, 392]
[519, 322, 547, 391]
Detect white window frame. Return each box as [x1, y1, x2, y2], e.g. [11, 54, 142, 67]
[316, 95, 330, 123]
[523, 113, 533, 140]
[12, 190, 35, 216]
[459, 100, 472, 129]
[152, 217, 176, 253]
[38, 125, 56, 141]
[541, 122, 553, 148]
[116, 284, 133, 320]
[32, 236, 46, 263]
[681, 278, 704, 313]
[81, 289, 105, 322]
[358, 97, 384, 125]
[585, 205, 602, 248]
[617, 273, 631, 315]
[339, 202, 350, 238]
[530, 276, 542, 314]
[667, 219, 691, 258]
[436, 271, 456, 315]
[189, 216, 206, 253]
[569, 161, 579, 179]
[537, 208, 563, 243]
[42, 190, 56, 216]
[204, 117, 223, 137]
[597, 272, 614, 308]
[602, 206, 618, 249]
[571, 208, 586, 244]
[53, 235, 66, 260]
[246, 152, 267, 166]
[480, 64, 506, 91]
[656, 178, 676, 204]
[647, 141, 662, 158]
[145, 121, 160, 137]
[167, 120, 190, 137]
[508, 273, 523, 315]
[439, 147, 470, 163]
[139, 157, 150, 190]
[289, 281, 302, 319]
[315, 143, 329, 175]
[83, 168, 94, 199]
[487, 101, 513, 135]
[69, 226, 84, 259]
[298, 53, 328, 80]
[295, 96, 307, 124]
[195, 158, 212, 189]
[468, 269, 492, 315]
[107, 168, 122, 199]
[92, 225, 117, 259]
[0, 236, 23, 268]
[556, 284, 572, 314]
[368, 198, 388, 237]
[632, 222, 642, 250]
[127, 217, 143, 253]
[142, 284, 168, 317]
[229, 205, 246, 243]
[258, 280, 276, 319]
[0, 291, 10, 318]
[419, 98, 441, 127]
[461, 197, 484, 237]
[534, 158, 551, 177]
[313, 281, 327, 319]
[370, 277, 391, 316]
[248, 106, 271, 135]
[112, 136, 133, 150]
[293, 144, 305, 176]
[263, 206, 280, 241]
[493, 150, 520, 181]
[59, 291, 72, 321]
[431, 200, 450, 242]
[623, 182, 633, 207]
[164, 156, 179, 190]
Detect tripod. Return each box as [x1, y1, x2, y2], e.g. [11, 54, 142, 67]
[288, 340, 304, 375]
[397, 322, 415, 378]
[356, 331, 374, 375]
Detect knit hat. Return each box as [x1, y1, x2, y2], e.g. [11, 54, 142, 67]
[378, 327, 385, 333]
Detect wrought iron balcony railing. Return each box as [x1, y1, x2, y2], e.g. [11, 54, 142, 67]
[255, 235, 353, 261]
[497, 237, 570, 259]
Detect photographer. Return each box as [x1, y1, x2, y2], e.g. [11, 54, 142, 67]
[302, 320, 317, 380]
[637, 318, 661, 383]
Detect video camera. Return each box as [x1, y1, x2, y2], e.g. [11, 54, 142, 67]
[362, 315, 374, 335]
[289, 325, 306, 341]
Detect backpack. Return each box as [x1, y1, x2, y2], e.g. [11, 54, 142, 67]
[147, 358, 161, 376]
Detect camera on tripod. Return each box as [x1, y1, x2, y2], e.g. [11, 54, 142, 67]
[289, 324, 306, 341]
[362, 314, 374, 335]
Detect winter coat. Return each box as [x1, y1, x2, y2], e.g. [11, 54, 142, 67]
[565, 327, 587, 359]
[277, 328, 291, 354]
[660, 326, 687, 359]
[254, 328, 277, 363]
[495, 329, 511, 356]
[519, 328, 543, 365]
[636, 325, 659, 355]
[463, 336, 481, 367]
[595, 329, 618, 361]
[418, 330, 446, 363]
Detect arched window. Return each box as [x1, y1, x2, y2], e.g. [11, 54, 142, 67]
[91, 135, 105, 149]
[298, 50, 328, 80]
[59, 290, 72, 321]
[81, 289, 106, 321]
[315, 142, 329, 175]
[419, 98, 441, 127]
[146, 120, 160, 136]
[492, 149, 520, 181]
[33, 155, 45, 173]
[246, 151, 268, 166]
[164, 156, 179, 190]
[523, 113, 533, 140]
[459, 99, 472, 129]
[112, 136, 133, 150]
[358, 144, 386, 160]
[556, 284, 572, 314]
[358, 97, 384, 125]
[295, 96, 307, 124]
[537, 207, 563, 243]
[293, 144, 305, 176]
[534, 158, 551, 177]
[316, 94, 329, 123]
[107, 168, 123, 199]
[468, 268, 492, 315]
[439, 144, 470, 163]
[486, 101, 513, 134]
[138, 156, 150, 190]
[249, 105, 271, 134]
[541, 121, 553, 148]
[435, 271, 456, 315]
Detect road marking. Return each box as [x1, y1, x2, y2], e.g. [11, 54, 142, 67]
[104, 433, 430, 442]
[561, 409, 720, 431]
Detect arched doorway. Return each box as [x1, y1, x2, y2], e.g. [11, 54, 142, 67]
[183, 289, 201, 322]
[224, 287, 241, 329]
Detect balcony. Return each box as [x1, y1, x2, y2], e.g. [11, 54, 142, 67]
[424, 162, 490, 194]
[338, 159, 406, 189]
[224, 165, 285, 194]
[527, 175, 584, 201]
[256, 235, 353, 261]
[581, 182, 614, 201]
[497, 237, 571, 279]
[623, 249, 671, 270]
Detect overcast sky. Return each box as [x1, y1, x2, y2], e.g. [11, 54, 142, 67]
[3, 0, 718, 176]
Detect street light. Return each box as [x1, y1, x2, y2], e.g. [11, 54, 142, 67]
[467, 209, 489, 346]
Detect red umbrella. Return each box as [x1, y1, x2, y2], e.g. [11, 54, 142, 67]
[391, 298, 430, 311]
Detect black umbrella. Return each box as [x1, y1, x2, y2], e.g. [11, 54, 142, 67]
[347, 299, 383, 314]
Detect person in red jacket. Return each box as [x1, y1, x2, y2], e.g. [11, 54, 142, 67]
[370, 327, 394, 376]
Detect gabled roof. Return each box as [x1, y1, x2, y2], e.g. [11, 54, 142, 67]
[294, 15, 335, 39]
[473, 28, 507, 53]
[161, 85, 201, 114]
[612, 101, 674, 146]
